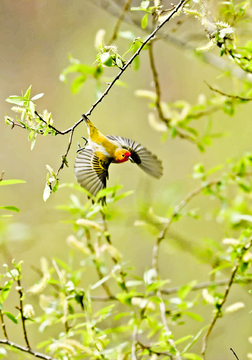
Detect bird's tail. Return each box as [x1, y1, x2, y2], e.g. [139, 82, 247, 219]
[82, 114, 100, 138]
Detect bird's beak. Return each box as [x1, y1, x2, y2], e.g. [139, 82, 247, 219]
[128, 156, 134, 163]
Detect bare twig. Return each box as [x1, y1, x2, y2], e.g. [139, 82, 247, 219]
[89, 277, 252, 301]
[205, 81, 252, 101]
[201, 240, 252, 358]
[230, 348, 240, 360]
[0, 171, 4, 181]
[16, 278, 30, 349]
[56, 129, 74, 176]
[148, 41, 195, 142]
[0, 310, 8, 340]
[0, 339, 55, 360]
[152, 179, 220, 274]
[109, 0, 132, 43]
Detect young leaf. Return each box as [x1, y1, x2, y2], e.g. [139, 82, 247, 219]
[3, 311, 18, 324]
[0, 206, 20, 212]
[141, 13, 148, 29]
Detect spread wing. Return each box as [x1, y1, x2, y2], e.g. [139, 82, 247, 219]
[106, 135, 163, 179]
[74, 148, 110, 197]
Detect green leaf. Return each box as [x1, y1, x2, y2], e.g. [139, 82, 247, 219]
[209, 263, 232, 274]
[100, 53, 113, 67]
[0, 180, 26, 186]
[6, 96, 26, 106]
[182, 326, 208, 354]
[174, 335, 193, 345]
[146, 279, 170, 293]
[0, 206, 20, 212]
[71, 75, 87, 94]
[52, 257, 71, 272]
[178, 280, 197, 300]
[184, 311, 203, 322]
[96, 185, 122, 200]
[3, 311, 18, 324]
[141, 13, 148, 29]
[0, 280, 13, 303]
[24, 85, 32, 100]
[183, 353, 203, 360]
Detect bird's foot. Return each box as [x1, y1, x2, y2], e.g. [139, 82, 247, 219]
[76, 137, 88, 153]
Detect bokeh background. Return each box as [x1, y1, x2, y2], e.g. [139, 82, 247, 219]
[1, 0, 252, 358]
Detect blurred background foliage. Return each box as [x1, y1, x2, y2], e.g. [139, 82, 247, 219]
[1, 0, 252, 359]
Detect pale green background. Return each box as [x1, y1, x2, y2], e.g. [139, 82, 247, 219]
[0, 0, 252, 359]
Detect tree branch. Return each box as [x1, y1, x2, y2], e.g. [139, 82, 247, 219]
[230, 348, 240, 360]
[90, 0, 252, 83]
[0, 310, 8, 340]
[148, 38, 195, 142]
[201, 240, 252, 358]
[152, 179, 220, 275]
[0, 339, 55, 360]
[109, 0, 132, 43]
[16, 278, 30, 349]
[205, 81, 252, 101]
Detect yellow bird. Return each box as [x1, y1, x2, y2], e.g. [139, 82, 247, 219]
[74, 115, 163, 199]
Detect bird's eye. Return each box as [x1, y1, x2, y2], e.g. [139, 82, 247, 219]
[122, 154, 125, 157]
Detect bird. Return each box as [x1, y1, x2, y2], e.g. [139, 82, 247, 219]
[74, 115, 163, 201]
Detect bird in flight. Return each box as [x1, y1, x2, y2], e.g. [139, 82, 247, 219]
[74, 115, 163, 201]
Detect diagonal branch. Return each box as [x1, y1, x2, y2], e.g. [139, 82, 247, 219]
[109, 0, 132, 43]
[0, 339, 55, 360]
[152, 179, 220, 275]
[201, 239, 252, 358]
[148, 39, 195, 142]
[205, 81, 252, 101]
[90, 0, 252, 83]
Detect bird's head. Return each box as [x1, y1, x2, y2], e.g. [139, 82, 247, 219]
[114, 149, 131, 163]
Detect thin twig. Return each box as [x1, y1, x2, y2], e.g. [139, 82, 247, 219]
[201, 240, 252, 358]
[137, 340, 172, 357]
[158, 290, 181, 360]
[148, 40, 195, 142]
[16, 278, 30, 349]
[205, 81, 252, 101]
[0, 171, 4, 181]
[230, 348, 240, 360]
[131, 325, 138, 360]
[0, 310, 8, 340]
[152, 179, 220, 274]
[109, 0, 132, 43]
[34, 111, 63, 135]
[56, 129, 74, 176]
[0, 339, 55, 360]
[89, 277, 252, 301]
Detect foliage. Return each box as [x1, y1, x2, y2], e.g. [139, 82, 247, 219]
[2, 0, 252, 359]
